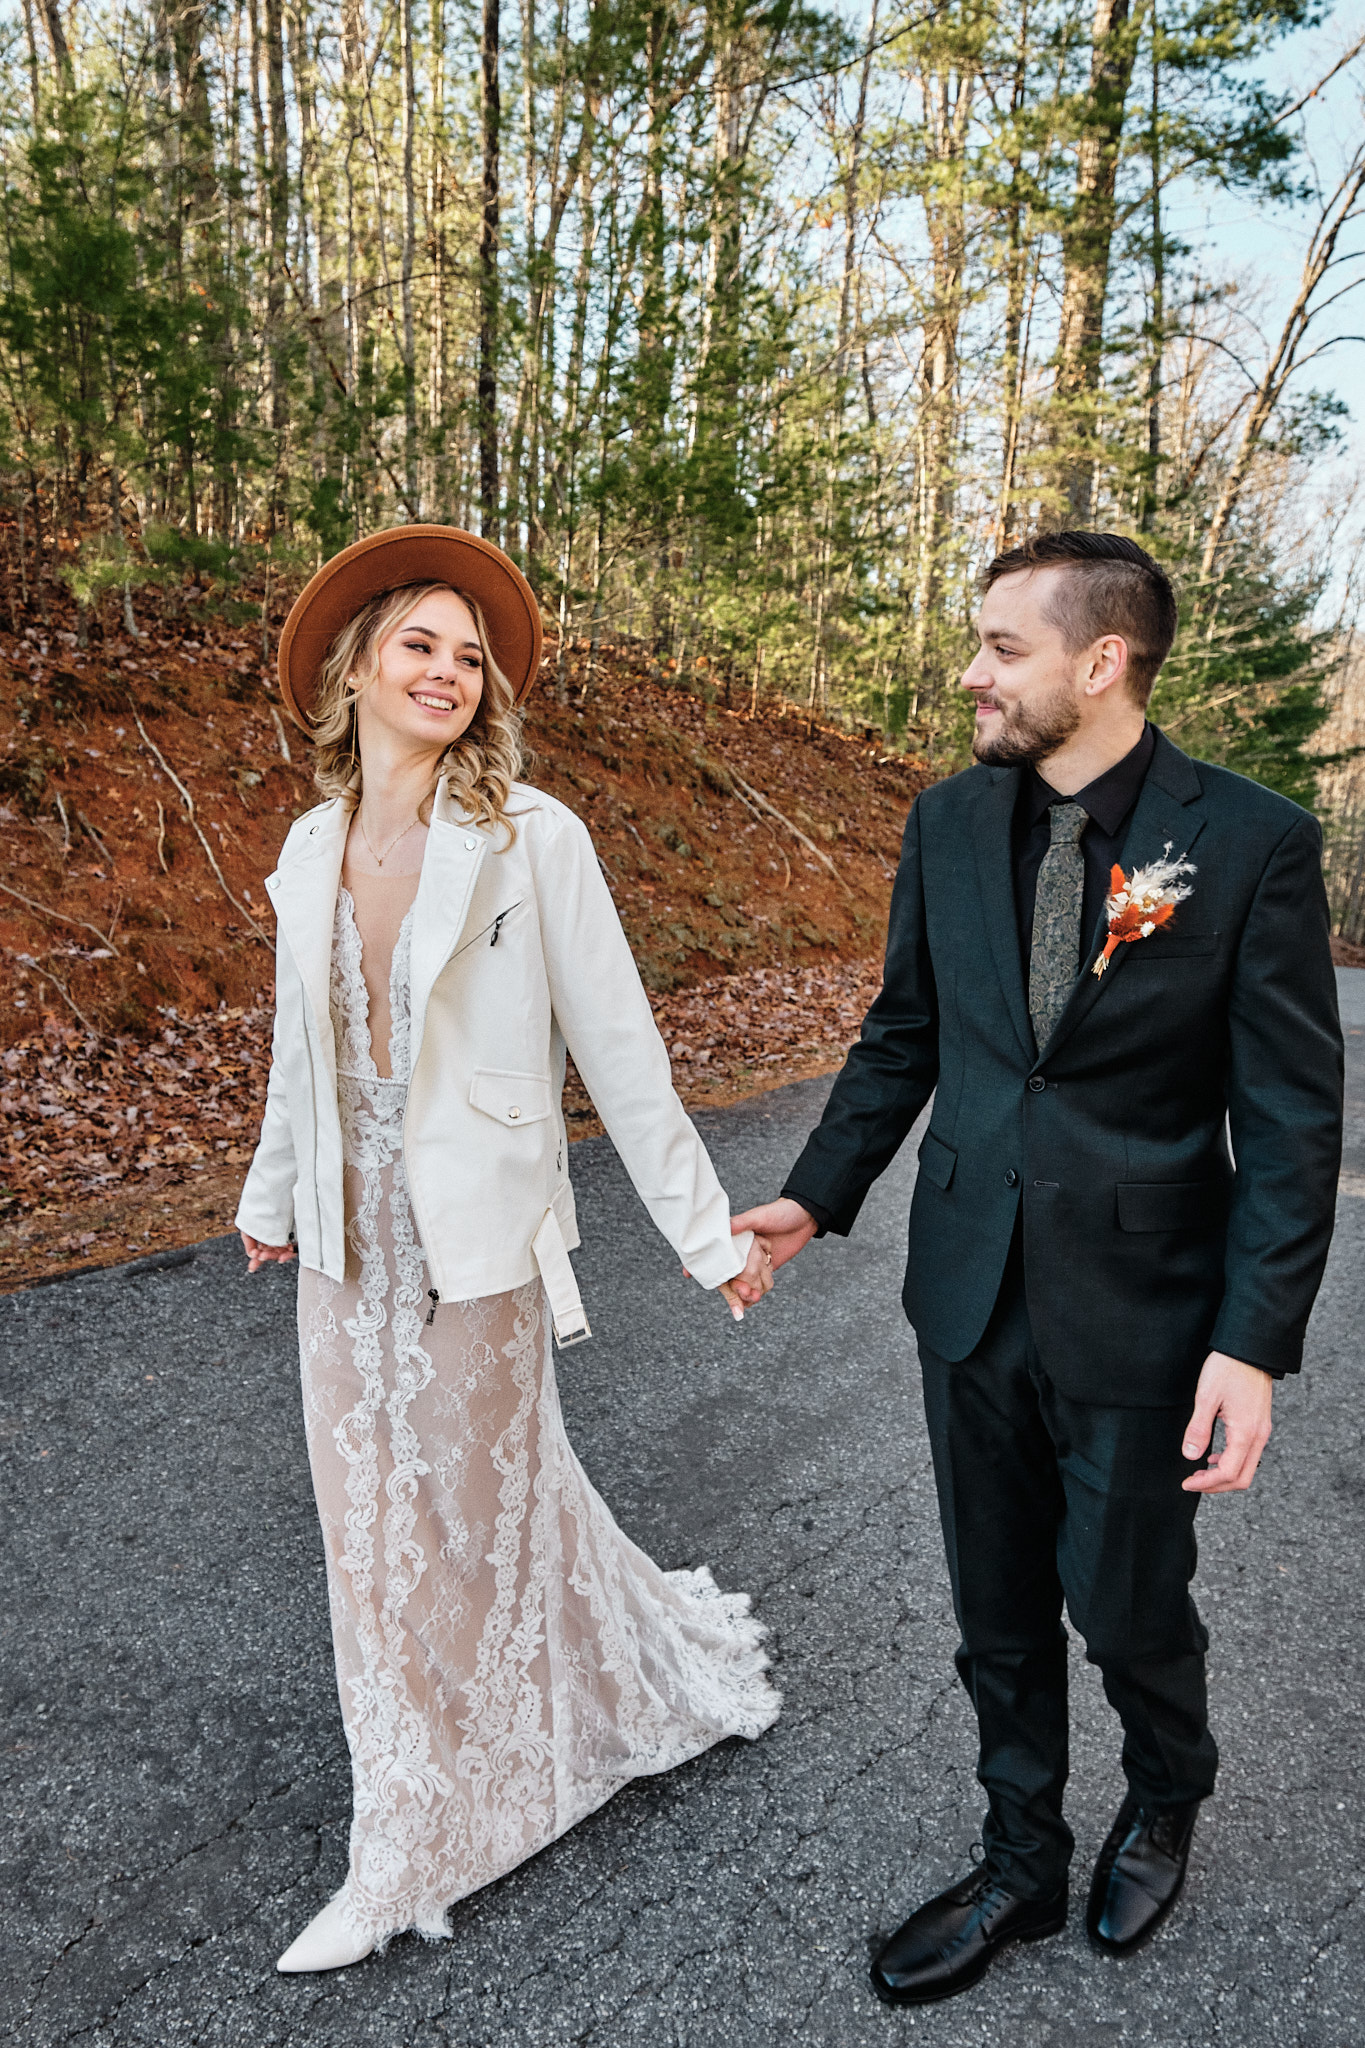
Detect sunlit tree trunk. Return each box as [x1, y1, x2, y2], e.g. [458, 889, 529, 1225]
[479, 0, 502, 539]
[911, 54, 974, 710]
[1050, 0, 1139, 523]
[428, 0, 448, 515]
[1140, 7, 1162, 532]
[264, 0, 291, 530]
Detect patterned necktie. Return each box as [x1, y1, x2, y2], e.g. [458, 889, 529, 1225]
[1029, 800, 1089, 1051]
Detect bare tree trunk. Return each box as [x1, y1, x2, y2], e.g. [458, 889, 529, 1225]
[428, 0, 448, 516]
[995, 0, 1031, 547]
[342, 0, 371, 534]
[513, 0, 580, 567]
[699, 3, 744, 430]
[1050, 0, 1138, 522]
[400, 0, 420, 514]
[1140, 8, 1162, 532]
[507, 0, 538, 554]
[836, 0, 878, 387]
[174, 0, 233, 536]
[19, 0, 42, 116]
[911, 55, 974, 704]
[264, 0, 291, 530]
[479, 0, 502, 540]
[173, 3, 218, 241]
[36, 0, 72, 84]
[633, 4, 671, 463]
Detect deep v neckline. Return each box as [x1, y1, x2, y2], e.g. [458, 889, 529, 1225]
[335, 884, 417, 1084]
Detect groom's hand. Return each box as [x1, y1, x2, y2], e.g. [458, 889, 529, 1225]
[1180, 1352, 1274, 1493]
[730, 1199, 818, 1272]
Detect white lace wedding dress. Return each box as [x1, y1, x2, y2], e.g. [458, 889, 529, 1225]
[294, 877, 780, 1950]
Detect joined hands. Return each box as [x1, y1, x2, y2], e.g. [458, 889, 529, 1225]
[706, 1197, 818, 1323]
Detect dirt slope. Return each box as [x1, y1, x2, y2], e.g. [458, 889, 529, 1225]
[1, 625, 921, 1034]
[0, 612, 926, 1285]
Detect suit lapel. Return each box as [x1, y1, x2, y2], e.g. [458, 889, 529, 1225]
[265, 800, 348, 1084]
[1041, 729, 1208, 1060]
[972, 765, 1035, 1061]
[407, 778, 489, 1078]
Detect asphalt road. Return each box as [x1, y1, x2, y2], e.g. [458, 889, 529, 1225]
[3, 977, 1364, 2048]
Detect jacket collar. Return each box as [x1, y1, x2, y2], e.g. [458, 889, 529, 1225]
[407, 779, 490, 1076]
[265, 799, 349, 1081]
[263, 778, 493, 1078]
[971, 727, 1207, 1067]
[972, 763, 1034, 1062]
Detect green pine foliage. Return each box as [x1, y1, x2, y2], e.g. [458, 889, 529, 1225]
[0, 0, 1357, 827]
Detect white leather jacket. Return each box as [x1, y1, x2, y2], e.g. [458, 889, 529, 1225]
[234, 777, 751, 1340]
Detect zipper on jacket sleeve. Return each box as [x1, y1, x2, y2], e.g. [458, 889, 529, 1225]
[426, 1288, 440, 1326]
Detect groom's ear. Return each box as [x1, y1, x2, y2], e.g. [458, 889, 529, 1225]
[1082, 633, 1131, 698]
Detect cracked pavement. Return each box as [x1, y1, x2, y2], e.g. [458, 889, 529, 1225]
[3, 974, 1364, 2046]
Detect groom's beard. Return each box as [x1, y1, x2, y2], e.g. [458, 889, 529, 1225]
[970, 682, 1082, 766]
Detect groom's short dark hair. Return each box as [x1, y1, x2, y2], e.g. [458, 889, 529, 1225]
[982, 531, 1178, 706]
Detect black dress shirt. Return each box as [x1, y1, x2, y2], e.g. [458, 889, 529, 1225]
[788, 724, 1157, 1235]
[1014, 722, 1155, 972]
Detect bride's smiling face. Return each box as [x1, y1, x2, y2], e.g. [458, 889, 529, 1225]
[355, 588, 485, 761]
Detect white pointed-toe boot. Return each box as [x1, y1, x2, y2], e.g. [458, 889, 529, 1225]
[276, 1891, 377, 1974]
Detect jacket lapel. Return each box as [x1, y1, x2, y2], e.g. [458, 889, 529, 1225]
[972, 765, 1035, 1061]
[265, 799, 348, 1083]
[407, 778, 489, 1078]
[1040, 729, 1208, 1060]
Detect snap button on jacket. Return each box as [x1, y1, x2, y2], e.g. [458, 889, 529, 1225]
[235, 778, 751, 1308]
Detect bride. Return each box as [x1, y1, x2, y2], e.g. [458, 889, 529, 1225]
[235, 525, 779, 1974]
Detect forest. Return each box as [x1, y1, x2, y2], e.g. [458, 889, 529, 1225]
[0, 0, 1362, 791]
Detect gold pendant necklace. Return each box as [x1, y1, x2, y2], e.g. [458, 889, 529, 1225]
[357, 812, 419, 868]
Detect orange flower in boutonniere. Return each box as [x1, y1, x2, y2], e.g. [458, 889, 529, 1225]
[1092, 845, 1196, 977]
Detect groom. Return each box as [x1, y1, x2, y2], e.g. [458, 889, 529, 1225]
[736, 531, 1343, 2004]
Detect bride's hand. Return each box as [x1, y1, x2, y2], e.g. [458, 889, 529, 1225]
[717, 1234, 774, 1320]
[240, 1231, 296, 1274]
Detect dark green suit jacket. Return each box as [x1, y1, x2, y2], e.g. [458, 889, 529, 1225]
[785, 730, 1344, 1405]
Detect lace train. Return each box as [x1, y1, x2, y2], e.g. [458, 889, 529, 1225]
[294, 888, 780, 1947]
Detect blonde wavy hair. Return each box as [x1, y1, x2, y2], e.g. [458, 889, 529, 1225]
[311, 581, 525, 837]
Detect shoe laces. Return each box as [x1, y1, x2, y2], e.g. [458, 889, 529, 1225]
[959, 1867, 1014, 1912]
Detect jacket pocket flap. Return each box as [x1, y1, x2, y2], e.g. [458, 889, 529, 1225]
[1116, 1180, 1228, 1232]
[917, 1130, 957, 1191]
[469, 1069, 555, 1127]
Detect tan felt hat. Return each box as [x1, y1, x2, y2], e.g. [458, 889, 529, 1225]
[276, 525, 544, 732]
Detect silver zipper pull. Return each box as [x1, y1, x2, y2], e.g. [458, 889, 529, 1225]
[425, 1289, 439, 1326]
[490, 911, 509, 947]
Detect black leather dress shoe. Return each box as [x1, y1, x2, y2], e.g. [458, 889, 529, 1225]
[1086, 1794, 1200, 1955]
[870, 1869, 1068, 2006]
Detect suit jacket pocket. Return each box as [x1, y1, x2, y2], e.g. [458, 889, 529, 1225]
[469, 1068, 555, 1127]
[917, 1130, 957, 1192]
[1116, 1180, 1228, 1232]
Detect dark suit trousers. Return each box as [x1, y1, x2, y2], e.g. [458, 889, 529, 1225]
[917, 1235, 1220, 1900]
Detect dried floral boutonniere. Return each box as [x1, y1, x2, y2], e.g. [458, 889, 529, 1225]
[1092, 846, 1196, 978]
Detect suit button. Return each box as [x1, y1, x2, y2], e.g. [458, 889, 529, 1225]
[1027, 1076, 1046, 1093]
[1005, 1169, 1019, 1187]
